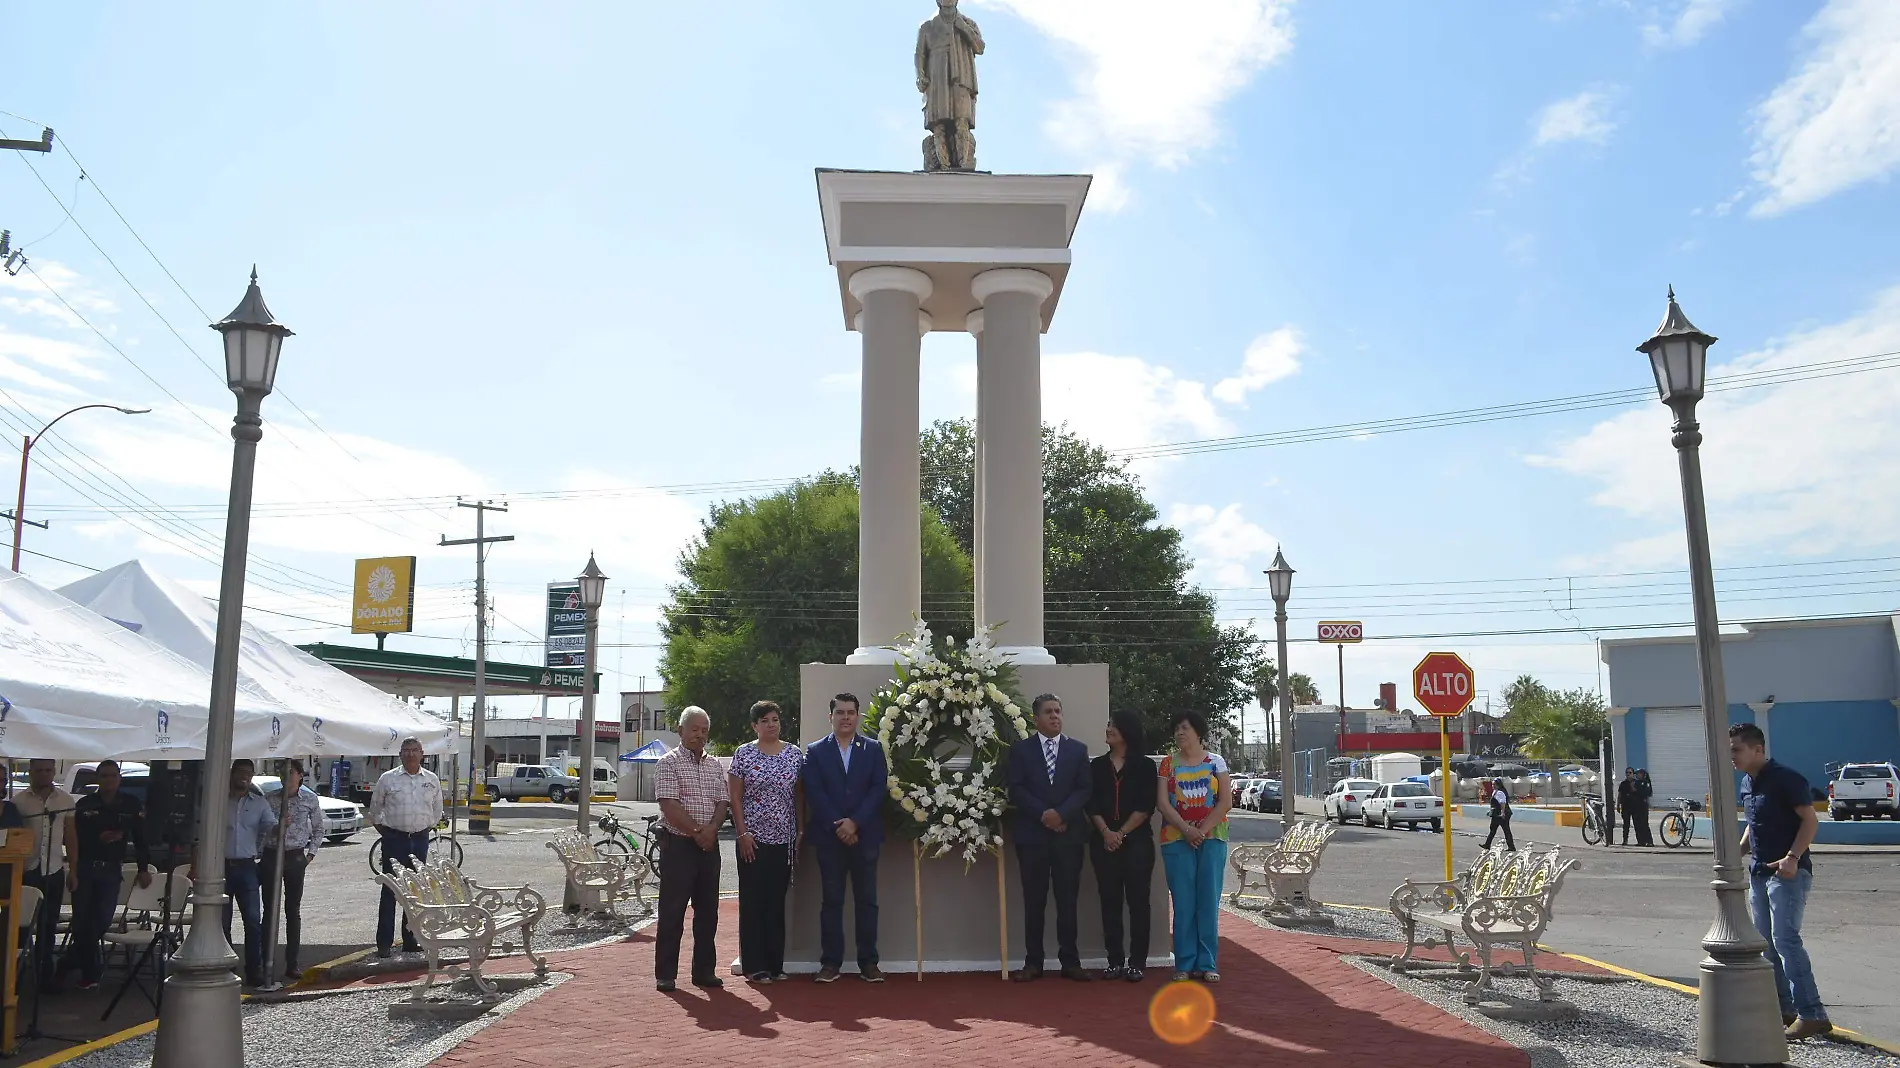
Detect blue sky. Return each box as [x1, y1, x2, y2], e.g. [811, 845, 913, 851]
[3, 0, 1898, 735]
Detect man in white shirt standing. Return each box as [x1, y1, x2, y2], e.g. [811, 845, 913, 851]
[13, 758, 78, 985]
[366, 737, 442, 957]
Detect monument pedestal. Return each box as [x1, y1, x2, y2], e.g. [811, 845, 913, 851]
[764, 662, 1170, 975]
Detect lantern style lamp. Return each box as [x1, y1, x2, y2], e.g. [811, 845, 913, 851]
[213, 267, 293, 396]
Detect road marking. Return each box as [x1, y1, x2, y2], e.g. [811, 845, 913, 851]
[17, 1021, 158, 1068]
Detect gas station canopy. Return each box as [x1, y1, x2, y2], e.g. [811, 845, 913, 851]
[298, 643, 597, 700]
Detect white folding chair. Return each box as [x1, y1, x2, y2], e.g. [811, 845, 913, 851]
[101, 874, 177, 1019]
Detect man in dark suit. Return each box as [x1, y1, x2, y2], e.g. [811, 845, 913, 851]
[1006, 693, 1093, 981]
[801, 692, 889, 983]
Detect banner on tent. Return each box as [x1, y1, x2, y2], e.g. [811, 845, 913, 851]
[352, 557, 417, 634]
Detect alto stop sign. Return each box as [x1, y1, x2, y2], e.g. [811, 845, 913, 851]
[1412, 652, 1476, 718]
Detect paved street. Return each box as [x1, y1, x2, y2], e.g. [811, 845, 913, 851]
[1227, 804, 1900, 1045]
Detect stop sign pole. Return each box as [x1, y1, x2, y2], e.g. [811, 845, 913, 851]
[1414, 652, 1476, 881]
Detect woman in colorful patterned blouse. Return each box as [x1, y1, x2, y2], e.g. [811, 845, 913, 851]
[1155, 709, 1233, 983]
[727, 700, 805, 983]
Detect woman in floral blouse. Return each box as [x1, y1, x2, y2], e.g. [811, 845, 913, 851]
[728, 700, 804, 983]
[1155, 709, 1233, 984]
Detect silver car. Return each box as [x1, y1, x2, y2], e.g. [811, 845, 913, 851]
[1323, 778, 1382, 823]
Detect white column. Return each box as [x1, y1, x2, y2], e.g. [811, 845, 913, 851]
[847, 266, 933, 664]
[968, 309, 987, 631]
[971, 267, 1055, 665]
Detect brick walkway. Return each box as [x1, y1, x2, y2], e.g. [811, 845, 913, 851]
[428, 901, 1541, 1068]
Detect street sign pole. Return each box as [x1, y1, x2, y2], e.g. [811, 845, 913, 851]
[1440, 717, 1453, 881]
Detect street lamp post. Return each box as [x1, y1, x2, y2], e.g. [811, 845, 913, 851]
[575, 554, 607, 834]
[1266, 548, 1295, 832]
[10, 403, 151, 571]
[153, 269, 292, 1068]
[1638, 287, 1787, 1067]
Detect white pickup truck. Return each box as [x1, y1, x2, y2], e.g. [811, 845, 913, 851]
[1828, 762, 1899, 821]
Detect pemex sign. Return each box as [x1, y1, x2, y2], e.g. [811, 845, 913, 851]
[1411, 651, 1476, 718]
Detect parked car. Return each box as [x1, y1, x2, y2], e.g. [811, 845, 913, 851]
[64, 761, 153, 804]
[1323, 778, 1382, 823]
[490, 762, 581, 803]
[253, 775, 364, 844]
[1239, 778, 1280, 813]
[1828, 762, 1899, 821]
[1257, 780, 1282, 814]
[1361, 782, 1444, 832]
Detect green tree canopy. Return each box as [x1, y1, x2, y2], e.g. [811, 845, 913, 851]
[1253, 662, 1321, 710]
[920, 419, 1265, 747]
[658, 473, 973, 748]
[1501, 674, 1608, 759]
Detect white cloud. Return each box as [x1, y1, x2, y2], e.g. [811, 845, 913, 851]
[1212, 328, 1303, 405]
[1748, 0, 1900, 216]
[1534, 90, 1619, 146]
[971, 0, 1295, 205]
[1168, 502, 1277, 589]
[1041, 351, 1229, 450]
[1535, 284, 1900, 565]
[1642, 0, 1736, 48]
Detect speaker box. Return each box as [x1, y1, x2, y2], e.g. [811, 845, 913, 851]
[145, 760, 202, 866]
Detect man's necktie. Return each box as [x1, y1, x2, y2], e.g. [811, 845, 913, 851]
[1044, 737, 1058, 785]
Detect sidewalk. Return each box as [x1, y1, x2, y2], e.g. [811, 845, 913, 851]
[428, 900, 1527, 1068]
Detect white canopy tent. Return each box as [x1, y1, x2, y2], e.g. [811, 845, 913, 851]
[0, 568, 300, 760]
[58, 561, 454, 757]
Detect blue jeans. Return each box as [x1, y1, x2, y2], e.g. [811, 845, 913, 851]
[1749, 868, 1827, 1021]
[1161, 838, 1227, 974]
[60, 863, 123, 983]
[377, 828, 431, 951]
[815, 840, 879, 970]
[222, 858, 264, 980]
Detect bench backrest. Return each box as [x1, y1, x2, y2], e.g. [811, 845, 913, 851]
[388, 857, 475, 907]
[1467, 846, 1575, 903]
[1277, 819, 1335, 856]
[549, 831, 601, 865]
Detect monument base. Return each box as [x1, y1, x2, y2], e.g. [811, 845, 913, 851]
[773, 662, 1172, 975]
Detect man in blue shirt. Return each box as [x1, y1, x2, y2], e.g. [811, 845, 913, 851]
[1729, 723, 1829, 1040]
[223, 759, 279, 987]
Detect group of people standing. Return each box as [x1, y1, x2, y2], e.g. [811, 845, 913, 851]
[1616, 766, 1657, 846]
[651, 695, 1237, 989]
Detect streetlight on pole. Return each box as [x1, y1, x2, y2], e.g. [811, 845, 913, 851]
[153, 269, 292, 1068]
[575, 553, 607, 834]
[1266, 548, 1295, 832]
[10, 403, 152, 571]
[1638, 287, 1787, 1067]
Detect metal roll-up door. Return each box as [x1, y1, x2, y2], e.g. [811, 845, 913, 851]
[1645, 707, 1711, 806]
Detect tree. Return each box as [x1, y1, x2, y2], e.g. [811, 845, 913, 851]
[1501, 674, 1608, 759]
[920, 419, 1266, 747]
[659, 473, 973, 748]
[1252, 662, 1320, 710]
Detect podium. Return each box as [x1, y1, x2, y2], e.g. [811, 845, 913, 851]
[0, 829, 30, 1054]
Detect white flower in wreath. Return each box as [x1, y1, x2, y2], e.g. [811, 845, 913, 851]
[898, 693, 914, 707]
[942, 813, 955, 825]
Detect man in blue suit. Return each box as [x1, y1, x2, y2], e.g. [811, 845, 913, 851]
[1007, 693, 1093, 981]
[801, 692, 889, 983]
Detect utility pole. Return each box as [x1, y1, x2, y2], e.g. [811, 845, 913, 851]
[441, 500, 512, 833]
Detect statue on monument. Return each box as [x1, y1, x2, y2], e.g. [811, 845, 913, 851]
[916, 0, 984, 172]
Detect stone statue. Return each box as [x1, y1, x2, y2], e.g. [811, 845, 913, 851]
[916, 0, 984, 172]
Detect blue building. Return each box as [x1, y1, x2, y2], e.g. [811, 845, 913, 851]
[1602, 615, 1900, 805]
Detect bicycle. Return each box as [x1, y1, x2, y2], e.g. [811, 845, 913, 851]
[367, 821, 465, 874]
[1658, 796, 1698, 848]
[594, 812, 662, 870]
[1580, 794, 1608, 845]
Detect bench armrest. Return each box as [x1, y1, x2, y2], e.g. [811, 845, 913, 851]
[474, 882, 547, 923]
[1460, 892, 1554, 936]
[413, 903, 494, 943]
[1389, 879, 1465, 917]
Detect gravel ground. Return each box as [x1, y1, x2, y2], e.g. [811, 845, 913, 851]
[61, 974, 571, 1068]
[1222, 901, 1411, 942]
[1346, 955, 1900, 1068]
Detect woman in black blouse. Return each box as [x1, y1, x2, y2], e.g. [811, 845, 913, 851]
[1088, 709, 1159, 981]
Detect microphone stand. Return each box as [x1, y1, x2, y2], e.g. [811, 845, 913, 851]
[19, 803, 84, 1045]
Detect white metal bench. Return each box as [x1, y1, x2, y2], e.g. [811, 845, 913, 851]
[547, 830, 650, 927]
[1228, 818, 1337, 918]
[1387, 846, 1581, 1003]
[377, 857, 548, 1000]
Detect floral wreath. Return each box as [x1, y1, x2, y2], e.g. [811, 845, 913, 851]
[864, 621, 1031, 867]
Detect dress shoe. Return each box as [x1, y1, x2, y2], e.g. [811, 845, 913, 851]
[1010, 965, 1044, 982]
[1100, 965, 1126, 981]
[859, 964, 886, 983]
[816, 966, 842, 983]
[1059, 966, 1092, 982]
[1125, 967, 1146, 983]
[1786, 1018, 1834, 1041]
[1782, 1013, 1798, 1027]
[656, 979, 676, 993]
[691, 975, 725, 989]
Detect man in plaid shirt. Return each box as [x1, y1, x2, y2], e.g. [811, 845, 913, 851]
[654, 707, 729, 992]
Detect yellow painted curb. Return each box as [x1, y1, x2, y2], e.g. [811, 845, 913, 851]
[17, 1020, 158, 1068]
[304, 946, 374, 983]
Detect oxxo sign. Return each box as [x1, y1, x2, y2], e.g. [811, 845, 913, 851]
[1316, 621, 1364, 643]
[1412, 651, 1476, 717]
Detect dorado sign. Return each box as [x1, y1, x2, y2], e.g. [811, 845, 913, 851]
[351, 557, 416, 634]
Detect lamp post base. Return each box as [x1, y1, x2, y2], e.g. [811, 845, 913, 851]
[153, 966, 244, 1068]
[1695, 953, 1789, 1066]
